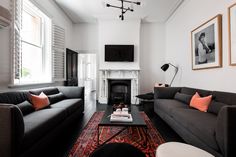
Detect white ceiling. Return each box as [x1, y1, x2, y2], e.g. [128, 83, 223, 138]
[54, 0, 184, 23]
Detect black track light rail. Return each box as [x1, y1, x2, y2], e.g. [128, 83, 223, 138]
[106, 0, 141, 20]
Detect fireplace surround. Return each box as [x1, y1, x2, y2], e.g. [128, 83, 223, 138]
[99, 69, 140, 104]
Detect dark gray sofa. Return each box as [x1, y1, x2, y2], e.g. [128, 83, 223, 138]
[0, 86, 84, 157]
[154, 87, 236, 157]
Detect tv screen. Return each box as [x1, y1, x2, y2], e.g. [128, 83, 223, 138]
[105, 45, 134, 62]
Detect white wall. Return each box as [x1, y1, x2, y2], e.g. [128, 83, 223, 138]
[0, 0, 11, 88]
[98, 19, 141, 70]
[71, 23, 99, 97]
[0, 0, 73, 90]
[140, 23, 166, 93]
[72, 23, 98, 52]
[166, 0, 236, 92]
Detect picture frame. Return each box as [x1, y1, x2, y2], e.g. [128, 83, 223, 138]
[191, 15, 222, 70]
[228, 3, 236, 66]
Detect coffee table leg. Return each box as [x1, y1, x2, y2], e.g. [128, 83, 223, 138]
[144, 127, 148, 148]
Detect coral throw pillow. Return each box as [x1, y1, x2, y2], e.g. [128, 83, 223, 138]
[30, 92, 50, 110]
[190, 92, 212, 112]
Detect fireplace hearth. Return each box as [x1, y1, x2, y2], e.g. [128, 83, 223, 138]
[108, 79, 131, 105]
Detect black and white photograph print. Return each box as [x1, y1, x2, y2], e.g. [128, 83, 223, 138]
[191, 15, 222, 70]
[194, 24, 215, 65]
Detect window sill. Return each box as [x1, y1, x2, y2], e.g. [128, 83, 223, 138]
[8, 82, 55, 89]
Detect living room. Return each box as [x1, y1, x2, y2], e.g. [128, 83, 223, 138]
[0, 0, 235, 157]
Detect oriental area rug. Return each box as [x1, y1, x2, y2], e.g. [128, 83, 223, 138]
[68, 112, 165, 157]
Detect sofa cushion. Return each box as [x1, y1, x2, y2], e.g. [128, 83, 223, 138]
[174, 92, 192, 104]
[154, 87, 181, 99]
[17, 100, 35, 116]
[50, 99, 83, 115]
[190, 92, 212, 112]
[22, 108, 67, 150]
[30, 92, 50, 110]
[172, 108, 219, 151]
[181, 87, 212, 97]
[48, 92, 65, 104]
[58, 87, 84, 99]
[212, 91, 236, 105]
[29, 87, 60, 96]
[155, 99, 189, 117]
[208, 100, 227, 115]
[0, 91, 29, 105]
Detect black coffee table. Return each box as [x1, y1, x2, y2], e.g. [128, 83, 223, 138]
[97, 106, 148, 147]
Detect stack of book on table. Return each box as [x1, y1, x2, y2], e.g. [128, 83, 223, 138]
[110, 108, 133, 122]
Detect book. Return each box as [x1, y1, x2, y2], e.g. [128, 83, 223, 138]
[110, 113, 133, 122]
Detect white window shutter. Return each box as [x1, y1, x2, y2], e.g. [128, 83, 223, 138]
[11, 0, 22, 81]
[52, 24, 65, 81]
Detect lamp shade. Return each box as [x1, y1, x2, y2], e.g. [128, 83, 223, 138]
[161, 64, 169, 71]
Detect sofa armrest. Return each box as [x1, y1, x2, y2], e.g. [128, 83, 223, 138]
[57, 86, 84, 99]
[216, 105, 236, 157]
[0, 104, 25, 157]
[154, 87, 181, 99]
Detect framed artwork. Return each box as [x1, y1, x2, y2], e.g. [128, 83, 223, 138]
[191, 15, 222, 70]
[228, 3, 236, 66]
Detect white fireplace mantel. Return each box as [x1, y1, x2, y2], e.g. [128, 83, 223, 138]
[99, 69, 140, 104]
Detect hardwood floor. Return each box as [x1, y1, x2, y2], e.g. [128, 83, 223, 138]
[41, 91, 183, 157]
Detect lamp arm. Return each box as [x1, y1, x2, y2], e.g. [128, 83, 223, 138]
[168, 63, 178, 69]
[169, 67, 178, 87]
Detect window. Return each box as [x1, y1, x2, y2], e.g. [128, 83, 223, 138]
[13, 0, 52, 85]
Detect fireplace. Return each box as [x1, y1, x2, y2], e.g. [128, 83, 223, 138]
[99, 69, 140, 104]
[108, 79, 131, 105]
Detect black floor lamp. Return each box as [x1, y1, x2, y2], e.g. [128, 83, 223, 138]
[161, 63, 178, 87]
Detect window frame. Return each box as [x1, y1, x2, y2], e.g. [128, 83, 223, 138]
[13, 0, 52, 85]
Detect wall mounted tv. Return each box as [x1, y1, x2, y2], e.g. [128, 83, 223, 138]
[105, 45, 134, 62]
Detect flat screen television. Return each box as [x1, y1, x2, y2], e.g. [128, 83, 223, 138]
[105, 45, 134, 62]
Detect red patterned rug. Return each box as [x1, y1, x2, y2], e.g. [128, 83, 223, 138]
[68, 112, 165, 157]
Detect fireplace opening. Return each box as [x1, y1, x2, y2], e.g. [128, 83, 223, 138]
[108, 79, 131, 105]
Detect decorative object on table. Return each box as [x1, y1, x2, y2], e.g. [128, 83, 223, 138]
[110, 108, 133, 122]
[90, 143, 146, 157]
[112, 103, 128, 111]
[191, 14, 222, 70]
[228, 3, 236, 66]
[0, 5, 11, 28]
[104, 0, 141, 20]
[156, 142, 214, 157]
[161, 63, 178, 86]
[154, 83, 169, 87]
[68, 111, 165, 157]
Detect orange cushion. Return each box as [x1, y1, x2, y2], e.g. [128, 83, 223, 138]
[190, 92, 212, 112]
[30, 92, 50, 110]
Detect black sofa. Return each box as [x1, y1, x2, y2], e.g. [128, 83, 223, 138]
[154, 87, 236, 157]
[0, 86, 84, 157]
